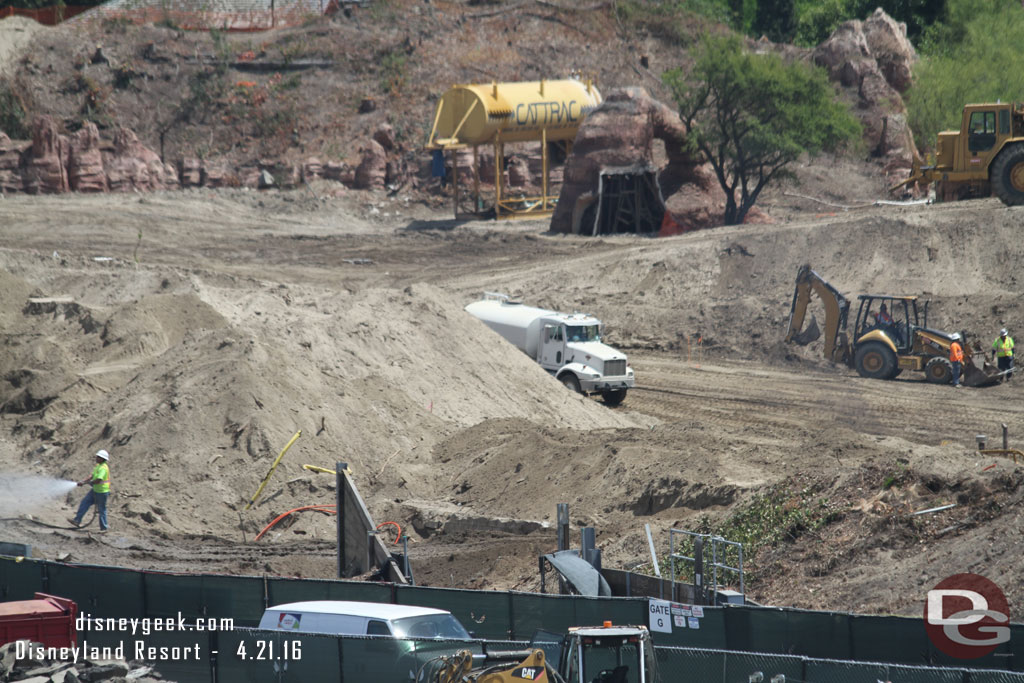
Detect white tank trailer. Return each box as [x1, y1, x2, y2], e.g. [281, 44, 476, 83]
[465, 292, 634, 405]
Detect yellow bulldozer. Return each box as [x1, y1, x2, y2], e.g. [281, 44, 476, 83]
[784, 265, 1003, 386]
[423, 622, 657, 683]
[892, 102, 1024, 203]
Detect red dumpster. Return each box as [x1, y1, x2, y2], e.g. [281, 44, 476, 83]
[0, 593, 78, 649]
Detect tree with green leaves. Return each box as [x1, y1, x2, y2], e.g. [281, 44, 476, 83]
[907, 0, 1024, 150]
[663, 34, 861, 225]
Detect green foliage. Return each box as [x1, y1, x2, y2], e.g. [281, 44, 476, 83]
[652, 482, 842, 584]
[615, 0, 950, 47]
[753, 0, 795, 42]
[0, 79, 30, 139]
[379, 50, 408, 95]
[664, 34, 860, 225]
[907, 0, 1024, 150]
[792, 0, 847, 46]
[859, 0, 946, 42]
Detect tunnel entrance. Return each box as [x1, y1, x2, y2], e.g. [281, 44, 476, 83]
[573, 165, 666, 236]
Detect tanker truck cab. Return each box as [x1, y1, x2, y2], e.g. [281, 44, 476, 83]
[466, 293, 635, 406]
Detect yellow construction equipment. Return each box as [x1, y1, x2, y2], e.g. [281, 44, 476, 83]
[425, 78, 602, 220]
[892, 102, 1024, 204]
[785, 265, 1004, 386]
[424, 623, 655, 683]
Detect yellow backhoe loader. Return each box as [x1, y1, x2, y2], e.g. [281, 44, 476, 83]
[424, 623, 657, 683]
[785, 265, 1003, 386]
[891, 102, 1024, 204]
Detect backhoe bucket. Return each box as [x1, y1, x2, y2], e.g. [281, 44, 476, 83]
[963, 359, 1004, 387]
[791, 314, 821, 346]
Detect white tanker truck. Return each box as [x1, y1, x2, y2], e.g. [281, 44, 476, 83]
[465, 292, 634, 405]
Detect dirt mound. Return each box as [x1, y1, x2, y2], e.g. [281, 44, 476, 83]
[0, 235, 642, 542]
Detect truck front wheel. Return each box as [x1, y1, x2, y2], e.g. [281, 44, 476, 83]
[559, 373, 582, 394]
[992, 143, 1024, 205]
[602, 389, 627, 406]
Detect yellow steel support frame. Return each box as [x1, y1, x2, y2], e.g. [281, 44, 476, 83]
[473, 145, 480, 212]
[493, 129, 564, 220]
[447, 129, 575, 221]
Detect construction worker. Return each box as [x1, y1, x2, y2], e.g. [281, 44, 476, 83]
[875, 303, 904, 345]
[992, 327, 1014, 380]
[68, 449, 110, 531]
[949, 333, 964, 388]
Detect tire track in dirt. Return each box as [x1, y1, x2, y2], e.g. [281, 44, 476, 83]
[626, 353, 1024, 449]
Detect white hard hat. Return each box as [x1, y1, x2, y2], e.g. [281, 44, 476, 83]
[95, 449, 110, 461]
[1000, 328, 1008, 336]
[949, 333, 961, 341]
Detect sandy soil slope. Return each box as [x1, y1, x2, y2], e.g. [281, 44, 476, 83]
[0, 183, 1021, 619]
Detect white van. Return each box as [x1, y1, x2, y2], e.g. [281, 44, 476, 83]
[258, 600, 472, 639]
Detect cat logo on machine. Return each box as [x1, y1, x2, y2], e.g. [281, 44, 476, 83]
[513, 666, 545, 680]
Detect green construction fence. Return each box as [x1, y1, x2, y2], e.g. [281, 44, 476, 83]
[1, 556, 1021, 674]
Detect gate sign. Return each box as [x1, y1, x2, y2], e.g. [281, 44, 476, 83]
[648, 599, 673, 633]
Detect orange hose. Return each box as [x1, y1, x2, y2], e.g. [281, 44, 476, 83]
[254, 504, 335, 541]
[375, 521, 402, 543]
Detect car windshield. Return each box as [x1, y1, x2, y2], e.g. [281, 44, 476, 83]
[565, 324, 600, 343]
[391, 614, 471, 640]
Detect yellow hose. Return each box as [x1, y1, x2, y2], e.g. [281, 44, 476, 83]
[244, 430, 301, 510]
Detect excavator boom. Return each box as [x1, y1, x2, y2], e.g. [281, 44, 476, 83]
[785, 265, 851, 364]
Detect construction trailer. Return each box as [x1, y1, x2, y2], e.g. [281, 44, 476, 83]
[425, 77, 602, 219]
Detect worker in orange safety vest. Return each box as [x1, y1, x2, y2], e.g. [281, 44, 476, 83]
[949, 333, 964, 388]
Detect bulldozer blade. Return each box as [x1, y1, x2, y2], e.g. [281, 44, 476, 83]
[963, 360, 1004, 388]
[791, 314, 821, 346]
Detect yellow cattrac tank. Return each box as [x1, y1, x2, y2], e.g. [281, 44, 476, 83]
[426, 78, 601, 149]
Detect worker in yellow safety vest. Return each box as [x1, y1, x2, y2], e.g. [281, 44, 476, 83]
[949, 333, 964, 388]
[992, 328, 1014, 380]
[68, 449, 111, 531]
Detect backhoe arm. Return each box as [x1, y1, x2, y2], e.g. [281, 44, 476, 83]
[785, 265, 851, 364]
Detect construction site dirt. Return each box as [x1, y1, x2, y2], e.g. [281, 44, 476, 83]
[0, 184, 1022, 621]
[0, 2, 1021, 625]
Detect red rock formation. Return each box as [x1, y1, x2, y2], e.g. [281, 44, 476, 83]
[551, 87, 710, 234]
[372, 124, 395, 152]
[202, 164, 233, 188]
[106, 127, 176, 192]
[354, 139, 387, 190]
[507, 155, 530, 188]
[813, 9, 917, 176]
[179, 158, 202, 188]
[324, 161, 347, 182]
[24, 115, 69, 194]
[0, 133, 27, 194]
[303, 157, 323, 181]
[68, 122, 108, 192]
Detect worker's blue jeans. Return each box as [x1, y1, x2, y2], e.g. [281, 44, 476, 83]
[952, 361, 962, 387]
[75, 490, 109, 530]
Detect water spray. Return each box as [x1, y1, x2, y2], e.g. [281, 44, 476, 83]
[0, 474, 77, 517]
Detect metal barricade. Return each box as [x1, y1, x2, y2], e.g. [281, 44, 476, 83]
[668, 529, 744, 605]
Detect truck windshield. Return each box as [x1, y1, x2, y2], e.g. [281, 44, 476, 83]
[391, 614, 471, 640]
[565, 325, 600, 343]
[575, 639, 643, 683]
